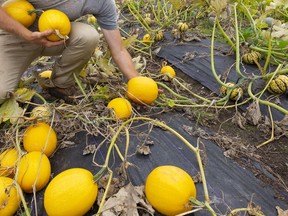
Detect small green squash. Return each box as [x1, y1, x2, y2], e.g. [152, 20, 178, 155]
[267, 75, 288, 95]
[220, 82, 243, 101]
[242, 51, 261, 64]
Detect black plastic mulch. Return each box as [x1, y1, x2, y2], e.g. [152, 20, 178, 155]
[25, 39, 288, 216]
[28, 111, 288, 215]
[156, 39, 288, 121]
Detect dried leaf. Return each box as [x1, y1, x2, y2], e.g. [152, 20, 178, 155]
[182, 34, 202, 42]
[137, 145, 151, 155]
[98, 175, 123, 199]
[257, 116, 271, 135]
[60, 140, 76, 148]
[276, 115, 288, 126]
[93, 47, 104, 59]
[0, 98, 23, 124]
[247, 203, 264, 216]
[132, 56, 144, 71]
[223, 148, 238, 158]
[277, 206, 288, 216]
[271, 0, 288, 9]
[272, 24, 288, 40]
[101, 183, 154, 216]
[231, 112, 246, 130]
[83, 144, 97, 155]
[245, 101, 262, 125]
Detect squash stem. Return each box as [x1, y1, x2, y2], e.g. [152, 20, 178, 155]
[211, 18, 234, 88]
[34, 92, 47, 104]
[15, 183, 31, 216]
[15, 123, 30, 215]
[238, 3, 258, 39]
[173, 79, 212, 103]
[247, 80, 288, 115]
[74, 73, 88, 100]
[233, 3, 246, 79]
[216, 19, 235, 51]
[54, 29, 69, 41]
[262, 31, 273, 75]
[95, 168, 113, 215]
[229, 207, 264, 216]
[156, 81, 195, 101]
[95, 117, 212, 210]
[28, 9, 44, 15]
[93, 166, 107, 182]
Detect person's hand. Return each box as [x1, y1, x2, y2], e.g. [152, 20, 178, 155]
[28, 30, 65, 47]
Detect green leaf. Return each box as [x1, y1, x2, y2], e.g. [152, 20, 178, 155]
[98, 57, 116, 77]
[274, 39, 288, 48]
[167, 99, 175, 107]
[0, 98, 23, 124]
[14, 88, 36, 103]
[210, 0, 227, 16]
[167, 0, 184, 10]
[92, 85, 112, 100]
[122, 34, 138, 49]
[241, 27, 254, 40]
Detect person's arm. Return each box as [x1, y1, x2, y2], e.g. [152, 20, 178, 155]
[101, 28, 139, 80]
[0, 7, 63, 47]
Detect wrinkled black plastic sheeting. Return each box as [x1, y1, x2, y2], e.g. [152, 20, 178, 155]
[156, 39, 288, 121]
[26, 112, 288, 216]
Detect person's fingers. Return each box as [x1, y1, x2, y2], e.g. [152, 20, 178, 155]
[30, 30, 64, 47]
[39, 29, 54, 37]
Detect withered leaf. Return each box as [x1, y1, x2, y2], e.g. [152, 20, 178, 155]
[231, 111, 246, 130]
[137, 145, 151, 155]
[83, 144, 97, 155]
[101, 183, 154, 216]
[98, 57, 116, 77]
[0, 98, 23, 124]
[14, 87, 35, 103]
[245, 100, 262, 125]
[132, 56, 145, 71]
[277, 206, 288, 216]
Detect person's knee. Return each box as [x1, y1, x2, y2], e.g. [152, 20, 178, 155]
[70, 23, 99, 50]
[83, 26, 100, 48]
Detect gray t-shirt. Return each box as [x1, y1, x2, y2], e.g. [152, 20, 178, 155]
[27, 0, 118, 30]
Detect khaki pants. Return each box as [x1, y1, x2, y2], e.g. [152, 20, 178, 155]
[0, 22, 99, 104]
